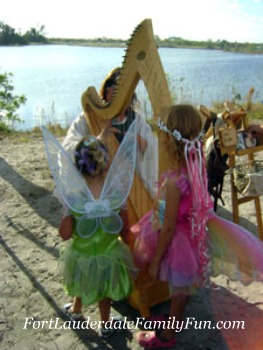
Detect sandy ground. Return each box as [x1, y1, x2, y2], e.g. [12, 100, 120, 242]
[0, 133, 263, 350]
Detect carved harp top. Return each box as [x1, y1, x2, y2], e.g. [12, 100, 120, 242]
[81, 19, 172, 225]
[82, 19, 172, 121]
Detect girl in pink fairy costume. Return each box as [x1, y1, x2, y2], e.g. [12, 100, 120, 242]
[133, 104, 263, 349]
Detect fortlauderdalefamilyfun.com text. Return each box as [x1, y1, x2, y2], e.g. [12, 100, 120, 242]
[23, 316, 245, 332]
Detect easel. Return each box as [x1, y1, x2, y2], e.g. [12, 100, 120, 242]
[219, 115, 263, 241]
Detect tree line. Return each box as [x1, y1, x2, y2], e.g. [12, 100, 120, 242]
[0, 22, 47, 45]
[1, 21, 263, 54]
[154, 36, 263, 54]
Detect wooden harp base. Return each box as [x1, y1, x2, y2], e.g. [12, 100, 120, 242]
[129, 272, 170, 317]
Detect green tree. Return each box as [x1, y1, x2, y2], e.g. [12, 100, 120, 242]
[0, 72, 27, 132]
[0, 21, 26, 45]
[206, 39, 215, 49]
[23, 25, 47, 43]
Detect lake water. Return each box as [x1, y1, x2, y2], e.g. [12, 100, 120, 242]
[0, 45, 263, 130]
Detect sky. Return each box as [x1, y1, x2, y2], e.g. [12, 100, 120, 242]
[1, 0, 263, 43]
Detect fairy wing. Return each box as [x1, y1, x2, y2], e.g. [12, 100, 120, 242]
[42, 126, 95, 214]
[207, 214, 263, 285]
[100, 118, 138, 210]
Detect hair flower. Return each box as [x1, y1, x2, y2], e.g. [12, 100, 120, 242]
[172, 129, 182, 141]
[157, 118, 182, 141]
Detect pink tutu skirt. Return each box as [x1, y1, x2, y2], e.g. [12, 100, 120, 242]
[132, 211, 201, 288]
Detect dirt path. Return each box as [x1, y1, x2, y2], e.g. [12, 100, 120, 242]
[0, 134, 263, 350]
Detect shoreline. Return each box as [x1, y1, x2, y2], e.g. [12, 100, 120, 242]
[1, 41, 263, 55]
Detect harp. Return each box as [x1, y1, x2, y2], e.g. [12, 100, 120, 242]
[81, 19, 172, 316]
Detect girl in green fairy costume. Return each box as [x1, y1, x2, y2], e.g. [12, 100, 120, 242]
[42, 120, 138, 337]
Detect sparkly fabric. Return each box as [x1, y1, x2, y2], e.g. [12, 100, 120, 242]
[132, 167, 263, 290]
[60, 222, 136, 305]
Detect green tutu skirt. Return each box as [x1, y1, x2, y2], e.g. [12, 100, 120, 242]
[60, 227, 135, 305]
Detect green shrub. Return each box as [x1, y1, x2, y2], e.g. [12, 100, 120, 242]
[0, 71, 27, 132]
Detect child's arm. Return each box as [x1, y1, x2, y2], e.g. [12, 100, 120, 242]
[119, 208, 133, 247]
[148, 178, 181, 279]
[59, 215, 74, 240]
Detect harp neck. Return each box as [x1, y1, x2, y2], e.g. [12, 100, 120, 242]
[81, 19, 172, 121]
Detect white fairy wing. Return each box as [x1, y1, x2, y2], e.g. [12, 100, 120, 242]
[100, 118, 138, 210]
[42, 126, 95, 214]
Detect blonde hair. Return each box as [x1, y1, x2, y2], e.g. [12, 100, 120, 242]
[163, 104, 202, 166]
[75, 136, 109, 176]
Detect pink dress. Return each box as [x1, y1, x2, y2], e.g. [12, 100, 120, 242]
[132, 168, 206, 289]
[132, 167, 263, 289]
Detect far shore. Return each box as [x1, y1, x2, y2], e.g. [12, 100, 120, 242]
[2, 38, 263, 55]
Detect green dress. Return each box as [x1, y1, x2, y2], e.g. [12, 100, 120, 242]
[60, 213, 135, 305]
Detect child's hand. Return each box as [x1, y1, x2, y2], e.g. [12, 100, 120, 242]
[59, 216, 73, 240]
[148, 261, 159, 280]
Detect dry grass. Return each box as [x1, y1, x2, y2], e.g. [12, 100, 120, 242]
[0, 123, 68, 143]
